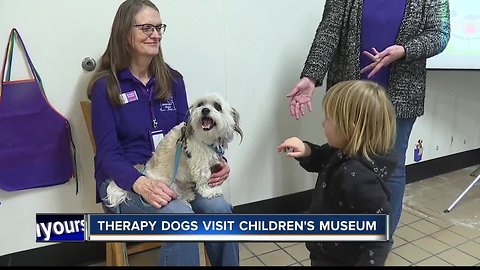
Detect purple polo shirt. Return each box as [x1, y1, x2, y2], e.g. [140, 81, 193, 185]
[90, 68, 189, 202]
[360, 0, 406, 88]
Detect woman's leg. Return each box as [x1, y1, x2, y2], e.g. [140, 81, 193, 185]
[99, 181, 200, 266]
[388, 117, 416, 236]
[190, 194, 239, 266]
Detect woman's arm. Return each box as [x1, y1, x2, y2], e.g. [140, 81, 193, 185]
[91, 78, 142, 192]
[301, 0, 345, 86]
[400, 0, 450, 61]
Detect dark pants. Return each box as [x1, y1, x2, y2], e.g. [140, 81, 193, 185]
[310, 242, 390, 266]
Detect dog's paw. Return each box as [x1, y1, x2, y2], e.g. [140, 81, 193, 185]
[197, 185, 222, 199]
[181, 190, 196, 203]
[105, 181, 129, 207]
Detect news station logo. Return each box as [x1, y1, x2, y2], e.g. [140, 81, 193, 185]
[36, 214, 85, 242]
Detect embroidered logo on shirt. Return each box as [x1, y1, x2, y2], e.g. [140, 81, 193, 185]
[159, 97, 176, 111]
[119, 90, 139, 104]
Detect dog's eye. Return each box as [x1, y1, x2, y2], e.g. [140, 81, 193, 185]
[213, 102, 222, 112]
[197, 102, 204, 108]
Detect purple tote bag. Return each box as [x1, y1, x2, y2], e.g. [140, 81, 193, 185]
[0, 28, 77, 192]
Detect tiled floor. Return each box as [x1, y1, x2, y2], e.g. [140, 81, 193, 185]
[92, 165, 480, 266]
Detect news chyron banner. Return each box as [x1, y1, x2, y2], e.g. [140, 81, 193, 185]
[36, 214, 389, 242]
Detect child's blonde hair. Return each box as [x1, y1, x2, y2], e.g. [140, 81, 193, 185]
[322, 80, 396, 160]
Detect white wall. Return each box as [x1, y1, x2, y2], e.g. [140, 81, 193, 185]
[0, 0, 479, 256]
[406, 71, 480, 164]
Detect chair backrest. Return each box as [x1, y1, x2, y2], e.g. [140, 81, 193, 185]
[80, 101, 96, 153]
[81, 101, 117, 210]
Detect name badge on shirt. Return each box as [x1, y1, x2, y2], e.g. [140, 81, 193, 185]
[159, 97, 176, 111]
[119, 90, 139, 104]
[150, 130, 164, 151]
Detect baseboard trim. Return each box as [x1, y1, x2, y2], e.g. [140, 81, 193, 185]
[2, 148, 478, 266]
[405, 148, 480, 184]
[234, 148, 480, 214]
[233, 189, 313, 214]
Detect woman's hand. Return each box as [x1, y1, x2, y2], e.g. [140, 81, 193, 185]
[132, 176, 177, 208]
[277, 137, 311, 158]
[361, 45, 406, 78]
[287, 77, 316, 120]
[209, 158, 230, 187]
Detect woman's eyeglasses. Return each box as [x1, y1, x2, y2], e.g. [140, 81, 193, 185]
[133, 24, 167, 36]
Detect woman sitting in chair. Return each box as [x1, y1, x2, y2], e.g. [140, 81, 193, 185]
[86, 0, 239, 266]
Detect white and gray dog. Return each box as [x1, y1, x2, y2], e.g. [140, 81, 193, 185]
[105, 92, 243, 207]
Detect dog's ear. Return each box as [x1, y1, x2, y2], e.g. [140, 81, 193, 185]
[185, 116, 194, 139]
[184, 105, 194, 139]
[231, 107, 243, 144]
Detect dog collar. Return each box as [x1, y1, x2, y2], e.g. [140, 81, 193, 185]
[207, 143, 225, 157]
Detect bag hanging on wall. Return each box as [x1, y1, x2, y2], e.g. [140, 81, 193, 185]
[0, 28, 77, 192]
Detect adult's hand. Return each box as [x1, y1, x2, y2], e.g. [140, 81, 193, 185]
[209, 158, 230, 187]
[287, 77, 316, 120]
[361, 45, 406, 78]
[133, 176, 177, 208]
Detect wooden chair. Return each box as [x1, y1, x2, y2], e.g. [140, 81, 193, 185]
[80, 101, 210, 266]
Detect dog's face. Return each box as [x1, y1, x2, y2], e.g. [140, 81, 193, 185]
[186, 93, 243, 145]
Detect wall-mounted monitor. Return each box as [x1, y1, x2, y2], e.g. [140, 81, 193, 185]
[427, 0, 480, 70]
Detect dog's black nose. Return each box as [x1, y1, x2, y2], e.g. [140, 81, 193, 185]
[202, 108, 210, 116]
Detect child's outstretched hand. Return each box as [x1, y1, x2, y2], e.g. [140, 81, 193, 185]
[277, 137, 308, 158]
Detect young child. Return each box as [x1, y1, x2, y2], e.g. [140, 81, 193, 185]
[278, 80, 397, 266]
